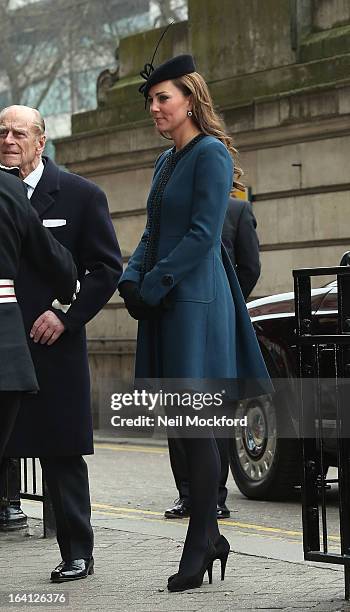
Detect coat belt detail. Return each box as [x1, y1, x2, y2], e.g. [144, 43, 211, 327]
[0, 279, 16, 303]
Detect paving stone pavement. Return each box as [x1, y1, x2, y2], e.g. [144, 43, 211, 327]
[1, 520, 350, 612]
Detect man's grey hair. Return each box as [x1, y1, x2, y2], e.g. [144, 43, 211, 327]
[0, 106, 46, 136]
[32, 110, 46, 136]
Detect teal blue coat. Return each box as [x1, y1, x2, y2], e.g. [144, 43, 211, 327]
[120, 136, 271, 396]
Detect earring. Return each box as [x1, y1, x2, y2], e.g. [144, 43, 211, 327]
[187, 110, 193, 117]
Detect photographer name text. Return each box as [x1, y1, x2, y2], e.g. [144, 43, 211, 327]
[110, 415, 247, 428]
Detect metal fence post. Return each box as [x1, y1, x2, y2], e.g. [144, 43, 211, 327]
[294, 265, 350, 600]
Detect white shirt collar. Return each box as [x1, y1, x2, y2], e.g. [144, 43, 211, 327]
[23, 159, 44, 193]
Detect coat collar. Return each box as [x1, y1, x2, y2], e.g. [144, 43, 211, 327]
[30, 156, 60, 217]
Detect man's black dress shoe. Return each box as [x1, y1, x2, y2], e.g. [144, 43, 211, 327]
[217, 503, 230, 519]
[0, 503, 28, 531]
[50, 558, 94, 582]
[164, 498, 190, 519]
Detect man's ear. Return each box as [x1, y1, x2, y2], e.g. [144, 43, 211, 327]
[37, 134, 46, 155]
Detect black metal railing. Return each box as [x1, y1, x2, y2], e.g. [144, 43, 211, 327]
[20, 457, 56, 537]
[294, 264, 350, 600]
[0, 457, 55, 537]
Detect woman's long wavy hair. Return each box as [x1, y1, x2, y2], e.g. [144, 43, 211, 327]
[172, 72, 244, 189]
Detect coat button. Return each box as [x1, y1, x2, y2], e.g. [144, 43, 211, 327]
[161, 274, 174, 287]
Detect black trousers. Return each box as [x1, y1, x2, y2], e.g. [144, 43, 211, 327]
[39, 456, 94, 561]
[0, 393, 20, 466]
[168, 435, 229, 506]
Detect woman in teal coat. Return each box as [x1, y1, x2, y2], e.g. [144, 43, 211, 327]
[119, 53, 271, 592]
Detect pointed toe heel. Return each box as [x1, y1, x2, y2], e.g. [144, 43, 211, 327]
[167, 541, 216, 593]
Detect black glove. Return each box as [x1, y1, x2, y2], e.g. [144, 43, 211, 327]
[119, 281, 160, 321]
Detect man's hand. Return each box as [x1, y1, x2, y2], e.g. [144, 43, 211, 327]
[30, 311, 66, 345]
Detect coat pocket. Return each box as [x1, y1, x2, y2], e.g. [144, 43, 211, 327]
[171, 253, 216, 303]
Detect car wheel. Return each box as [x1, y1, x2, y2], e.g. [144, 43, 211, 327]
[229, 394, 301, 500]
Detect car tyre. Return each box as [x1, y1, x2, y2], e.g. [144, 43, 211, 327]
[229, 392, 301, 500]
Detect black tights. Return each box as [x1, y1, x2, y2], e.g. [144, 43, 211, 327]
[176, 434, 221, 576]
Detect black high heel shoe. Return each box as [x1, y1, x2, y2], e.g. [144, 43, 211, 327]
[213, 534, 230, 580]
[167, 535, 230, 585]
[167, 541, 216, 593]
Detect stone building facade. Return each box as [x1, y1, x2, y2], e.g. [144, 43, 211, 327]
[54, 0, 350, 421]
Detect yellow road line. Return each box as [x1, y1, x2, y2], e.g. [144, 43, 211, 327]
[92, 510, 340, 549]
[91, 502, 341, 542]
[92, 445, 339, 542]
[93, 510, 174, 524]
[222, 521, 302, 537]
[94, 443, 166, 454]
[22, 498, 340, 544]
[92, 502, 163, 517]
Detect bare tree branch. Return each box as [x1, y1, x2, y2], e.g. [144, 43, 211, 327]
[0, 0, 188, 114]
[0, 0, 145, 112]
[152, 0, 187, 26]
[33, 57, 64, 108]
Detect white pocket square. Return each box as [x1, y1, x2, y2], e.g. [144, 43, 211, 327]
[43, 219, 67, 228]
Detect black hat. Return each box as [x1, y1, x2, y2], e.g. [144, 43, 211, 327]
[138, 23, 196, 105]
[139, 54, 196, 102]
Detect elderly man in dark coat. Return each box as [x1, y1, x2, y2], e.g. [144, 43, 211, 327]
[165, 196, 261, 520]
[0, 169, 77, 464]
[0, 105, 123, 582]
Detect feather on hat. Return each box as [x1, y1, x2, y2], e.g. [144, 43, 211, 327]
[138, 23, 196, 105]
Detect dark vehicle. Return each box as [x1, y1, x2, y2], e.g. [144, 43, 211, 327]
[229, 252, 350, 501]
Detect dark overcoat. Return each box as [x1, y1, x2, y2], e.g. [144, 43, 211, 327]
[0, 171, 77, 392]
[222, 197, 260, 299]
[6, 157, 122, 457]
[120, 136, 272, 396]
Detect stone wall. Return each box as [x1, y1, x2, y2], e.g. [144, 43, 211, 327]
[313, 0, 350, 30]
[189, 0, 295, 80]
[54, 0, 350, 422]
